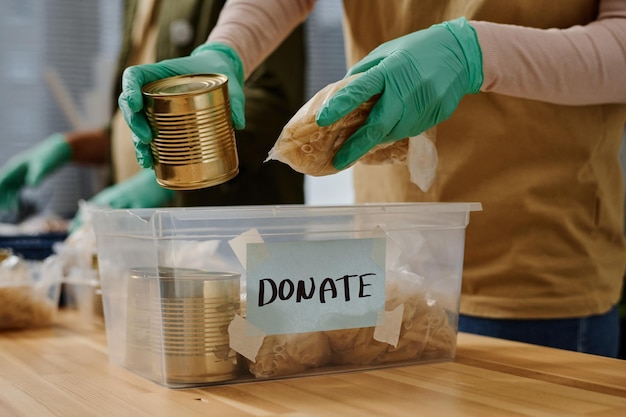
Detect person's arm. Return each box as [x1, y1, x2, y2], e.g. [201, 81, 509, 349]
[65, 128, 110, 165]
[0, 128, 110, 210]
[119, 0, 316, 168]
[0, 133, 70, 209]
[70, 169, 175, 232]
[474, 0, 626, 105]
[315, 0, 625, 170]
[206, 0, 316, 79]
[87, 169, 174, 209]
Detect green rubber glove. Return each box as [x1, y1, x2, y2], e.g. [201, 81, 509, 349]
[0, 133, 72, 210]
[88, 169, 175, 209]
[118, 42, 245, 168]
[69, 169, 174, 233]
[316, 17, 483, 171]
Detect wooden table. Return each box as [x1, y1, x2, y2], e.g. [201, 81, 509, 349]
[1, 310, 625, 417]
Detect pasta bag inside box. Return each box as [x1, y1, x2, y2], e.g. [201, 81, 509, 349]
[238, 268, 458, 379]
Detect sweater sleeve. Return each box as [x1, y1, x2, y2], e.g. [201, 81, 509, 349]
[472, 0, 626, 105]
[207, 0, 316, 79]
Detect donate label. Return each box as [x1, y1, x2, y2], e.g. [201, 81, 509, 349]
[246, 238, 386, 335]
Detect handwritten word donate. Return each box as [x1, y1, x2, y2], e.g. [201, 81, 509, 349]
[246, 238, 386, 334]
[257, 273, 377, 307]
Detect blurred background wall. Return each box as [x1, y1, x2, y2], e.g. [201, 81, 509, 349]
[0, 0, 355, 220]
[0, 0, 122, 218]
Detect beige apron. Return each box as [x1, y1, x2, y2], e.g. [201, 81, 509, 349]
[110, 0, 159, 183]
[342, 0, 626, 318]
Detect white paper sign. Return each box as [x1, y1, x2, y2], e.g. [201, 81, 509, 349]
[246, 238, 386, 335]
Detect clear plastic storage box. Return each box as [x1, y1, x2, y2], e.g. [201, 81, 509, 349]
[92, 203, 481, 388]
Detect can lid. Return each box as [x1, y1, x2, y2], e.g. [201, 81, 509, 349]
[129, 267, 239, 281]
[142, 74, 228, 97]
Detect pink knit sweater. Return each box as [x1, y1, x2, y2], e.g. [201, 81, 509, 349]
[207, 0, 626, 105]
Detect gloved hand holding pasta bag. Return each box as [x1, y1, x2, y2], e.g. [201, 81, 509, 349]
[266, 73, 439, 191]
[267, 17, 483, 192]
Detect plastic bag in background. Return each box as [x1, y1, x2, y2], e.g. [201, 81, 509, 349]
[60, 200, 99, 260]
[54, 200, 103, 323]
[54, 199, 98, 289]
[0, 251, 62, 330]
[0, 249, 31, 285]
[266, 74, 438, 192]
[56, 199, 102, 278]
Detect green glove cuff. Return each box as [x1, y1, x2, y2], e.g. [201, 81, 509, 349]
[192, 42, 245, 86]
[87, 168, 174, 210]
[434, 17, 484, 94]
[134, 169, 176, 203]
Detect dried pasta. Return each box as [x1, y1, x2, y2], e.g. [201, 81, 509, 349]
[360, 138, 409, 165]
[267, 75, 438, 191]
[326, 326, 388, 365]
[248, 331, 332, 378]
[245, 283, 456, 378]
[0, 285, 56, 330]
[266, 74, 378, 176]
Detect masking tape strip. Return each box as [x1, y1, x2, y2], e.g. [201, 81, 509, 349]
[373, 303, 404, 348]
[228, 314, 266, 362]
[228, 228, 267, 271]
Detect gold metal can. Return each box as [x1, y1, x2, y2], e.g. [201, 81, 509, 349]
[126, 267, 241, 385]
[142, 74, 239, 190]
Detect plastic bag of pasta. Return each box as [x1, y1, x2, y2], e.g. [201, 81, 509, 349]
[0, 251, 61, 330]
[248, 331, 333, 378]
[266, 74, 438, 191]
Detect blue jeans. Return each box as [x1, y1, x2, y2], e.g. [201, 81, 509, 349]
[458, 305, 620, 358]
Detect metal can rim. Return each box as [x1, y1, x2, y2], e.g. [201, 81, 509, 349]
[142, 74, 228, 97]
[129, 267, 239, 281]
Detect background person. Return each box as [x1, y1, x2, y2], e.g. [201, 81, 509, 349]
[0, 0, 306, 217]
